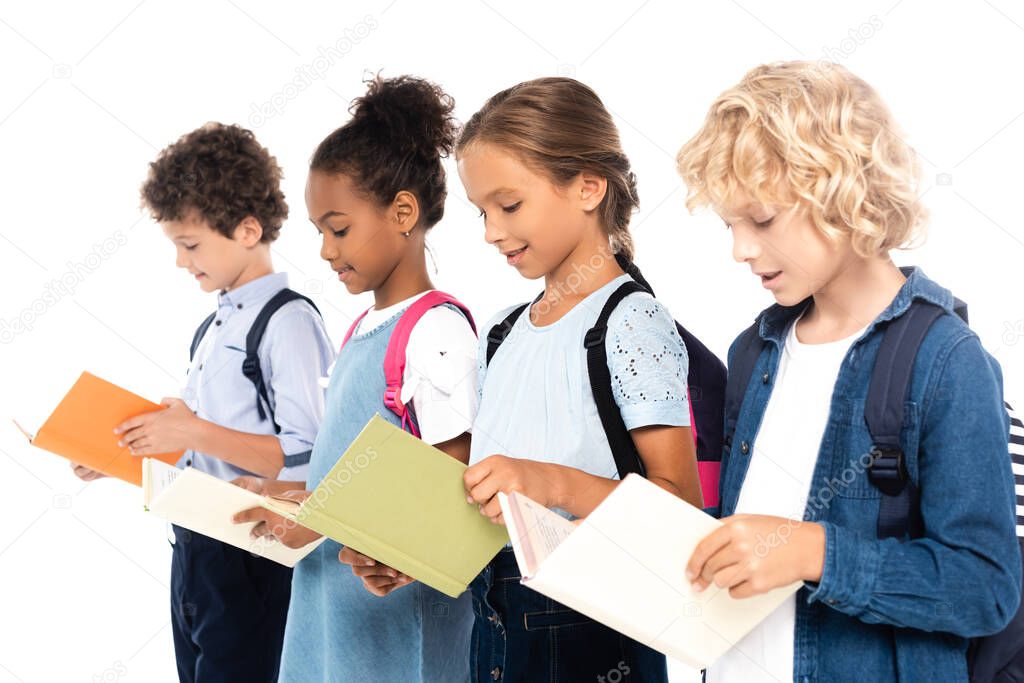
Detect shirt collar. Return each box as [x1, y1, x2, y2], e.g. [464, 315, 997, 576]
[757, 266, 955, 346]
[218, 272, 289, 311]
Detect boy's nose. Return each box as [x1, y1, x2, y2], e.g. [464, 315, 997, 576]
[731, 226, 762, 264]
[175, 250, 189, 269]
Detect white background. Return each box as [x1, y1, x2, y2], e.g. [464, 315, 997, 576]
[1, 1, 1022, 681]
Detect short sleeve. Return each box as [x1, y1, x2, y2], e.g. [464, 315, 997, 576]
[401, 304, 480, 446]
[606, 293, 690, 430]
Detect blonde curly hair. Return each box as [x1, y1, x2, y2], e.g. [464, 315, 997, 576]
[676, 61, 927, 257]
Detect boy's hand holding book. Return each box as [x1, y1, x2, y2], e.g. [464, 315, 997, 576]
[115, 397, 197, 456]
[686, 513, 826, 598]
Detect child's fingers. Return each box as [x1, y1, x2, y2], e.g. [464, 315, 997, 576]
[337, 547, 377, 567]
[699, 544, 742, 585]
[351, 563, 399, 580]
[466, 476, 500, 506]
[276, 489, 312, 503]
[129, 441, 154, 456]
[363, 574, 413, 596]
[117, 426, 147, 448]
[113, 414, 149, 436]
[686, 526, 732, 584]
[463, 458, 494, 491]
[362, 574, 401, 590]
[249, 521, 274, 539]
[704, 563, 746, 593]
[727, 580, 757, 600]
[232, 507, 266, 524]
[71, 464, 97, 480]
[478, 497, 502, 521]
[231, 476, 263, 493]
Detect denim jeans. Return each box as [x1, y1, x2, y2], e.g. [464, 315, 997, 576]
[469, 548, 668, 683]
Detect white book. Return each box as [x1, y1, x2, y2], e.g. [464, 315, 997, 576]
[498, 473, 802, 670]
[142, 458, 324, 567]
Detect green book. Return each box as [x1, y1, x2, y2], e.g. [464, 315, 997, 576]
[263, 414, 509, 598]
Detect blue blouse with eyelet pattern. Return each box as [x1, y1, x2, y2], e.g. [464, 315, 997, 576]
[470, 273, 690, 492]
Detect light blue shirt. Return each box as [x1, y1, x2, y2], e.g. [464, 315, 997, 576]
[470, 274, 690, 490]
[180, 272, 335, 482]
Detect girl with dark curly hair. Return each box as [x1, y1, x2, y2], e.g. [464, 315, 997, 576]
[233, 75, 479, 682]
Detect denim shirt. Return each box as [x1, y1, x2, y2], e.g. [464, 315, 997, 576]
[717, 268, 1020, 681]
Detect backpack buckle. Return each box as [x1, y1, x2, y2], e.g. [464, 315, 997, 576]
[866, 446, 907, 496]
[241, 355, 260, 378]
[383, 385, 405, 416]
[584, 326, 606, 348]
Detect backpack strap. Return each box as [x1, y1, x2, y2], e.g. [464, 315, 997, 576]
[485, 298, 538, 366]
[723, 321, 765, 450]
[243, 288, 322, 434]
[189, 312, 217, 362]
[380, 292, 477, 438]
[585, 280, 650, 479]
[866, 299, 946, 539]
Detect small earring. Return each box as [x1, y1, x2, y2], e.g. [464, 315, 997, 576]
[402, 230, 411, 238]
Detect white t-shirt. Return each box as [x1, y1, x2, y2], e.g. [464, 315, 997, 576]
[322, 290, 478, 447]
[708, 315, 866, 683]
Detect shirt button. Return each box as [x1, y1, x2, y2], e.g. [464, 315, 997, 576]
[185, 459, 192, 467]
[762, 372, 770, 384]
[214, 320, 222, 326]
[490, 667, 502, 680]
[740, 441, 750, 454]
[198, 364, 203, 371]
[237, 303, 243, 309]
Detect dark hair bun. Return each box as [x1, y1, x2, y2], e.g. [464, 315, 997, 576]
[311, 74, 457, 230]
[351, 75, 457, 160]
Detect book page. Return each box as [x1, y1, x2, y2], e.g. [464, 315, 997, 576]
[143, 464, 323, 567]
[520, 474, 803, 670]
[501, 490, 577, 577]
[11, 419, 35, 442]
[144, 458, 182, 506]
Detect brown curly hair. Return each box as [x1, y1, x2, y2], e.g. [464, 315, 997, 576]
[141, 122, 288, 242]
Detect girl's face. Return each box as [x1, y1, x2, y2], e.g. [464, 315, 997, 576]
[457, 142, 598, 281]
[718, 190, 856, 307]
[306, 170, 409, 295]
[163, 213, 260, 293]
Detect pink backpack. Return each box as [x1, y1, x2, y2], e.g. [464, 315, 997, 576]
[340, 291, 477, 438]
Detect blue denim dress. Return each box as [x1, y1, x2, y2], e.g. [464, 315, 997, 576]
[278, 306, 472, 682]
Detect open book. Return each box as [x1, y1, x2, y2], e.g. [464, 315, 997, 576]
[142, 458, 324, 567]
[14, 371, 181, 486]
[498, 474, 803, 670]
[259, 414, 510, 598]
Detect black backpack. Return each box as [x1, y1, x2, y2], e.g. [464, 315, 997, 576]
[189, 288, 321, 435]
[725, 278, 1024, 682]
[484, 255, 727, 500]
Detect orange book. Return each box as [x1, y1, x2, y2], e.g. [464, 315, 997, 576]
[14, 371, 183, 486]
